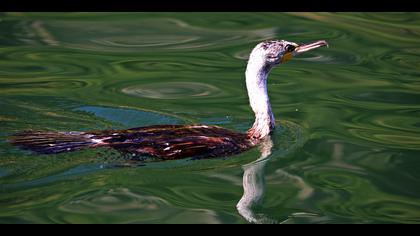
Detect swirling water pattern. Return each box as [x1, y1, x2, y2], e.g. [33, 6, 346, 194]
[1, 12, 420, 223]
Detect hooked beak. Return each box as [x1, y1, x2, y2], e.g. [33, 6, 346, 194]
[280, 40, 328, 64]
[294, 40, 329, 55]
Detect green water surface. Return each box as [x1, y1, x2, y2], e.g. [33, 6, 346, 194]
[1, 12, 420, 223]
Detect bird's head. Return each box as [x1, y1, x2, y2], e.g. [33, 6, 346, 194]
[250, 39, 328, 68]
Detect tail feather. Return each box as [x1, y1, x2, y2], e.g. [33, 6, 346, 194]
[9, 131, 96, 154]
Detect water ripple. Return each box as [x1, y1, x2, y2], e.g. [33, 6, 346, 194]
[0, 48, 113, 78]
[113, 56, 235, 73]
[60, 188, 170, 214]
[377, 48, 420, 73]
[57, 187, 222, 223]
[12, 17, 277, 52]
[121, 82, 225, 99]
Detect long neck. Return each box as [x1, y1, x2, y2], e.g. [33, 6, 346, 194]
[245, 56, 275, 141]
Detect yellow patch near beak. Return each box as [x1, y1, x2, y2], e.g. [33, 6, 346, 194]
[280, 52, 293, 63]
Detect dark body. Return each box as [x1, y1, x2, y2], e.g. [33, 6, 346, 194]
[94, 125, 253, 159]
[10, 125, 254, 160]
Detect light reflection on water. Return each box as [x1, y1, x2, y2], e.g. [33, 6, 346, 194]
[1, 12, 420, 223]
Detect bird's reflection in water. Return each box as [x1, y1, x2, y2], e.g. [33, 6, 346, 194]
[236, 136, 314, 224]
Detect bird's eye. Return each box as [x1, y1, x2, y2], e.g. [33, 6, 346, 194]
[285, 45, 295, 52]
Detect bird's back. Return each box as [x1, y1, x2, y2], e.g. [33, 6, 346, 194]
[10, 124, 253, 160]
[91, 124, 253, 160]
